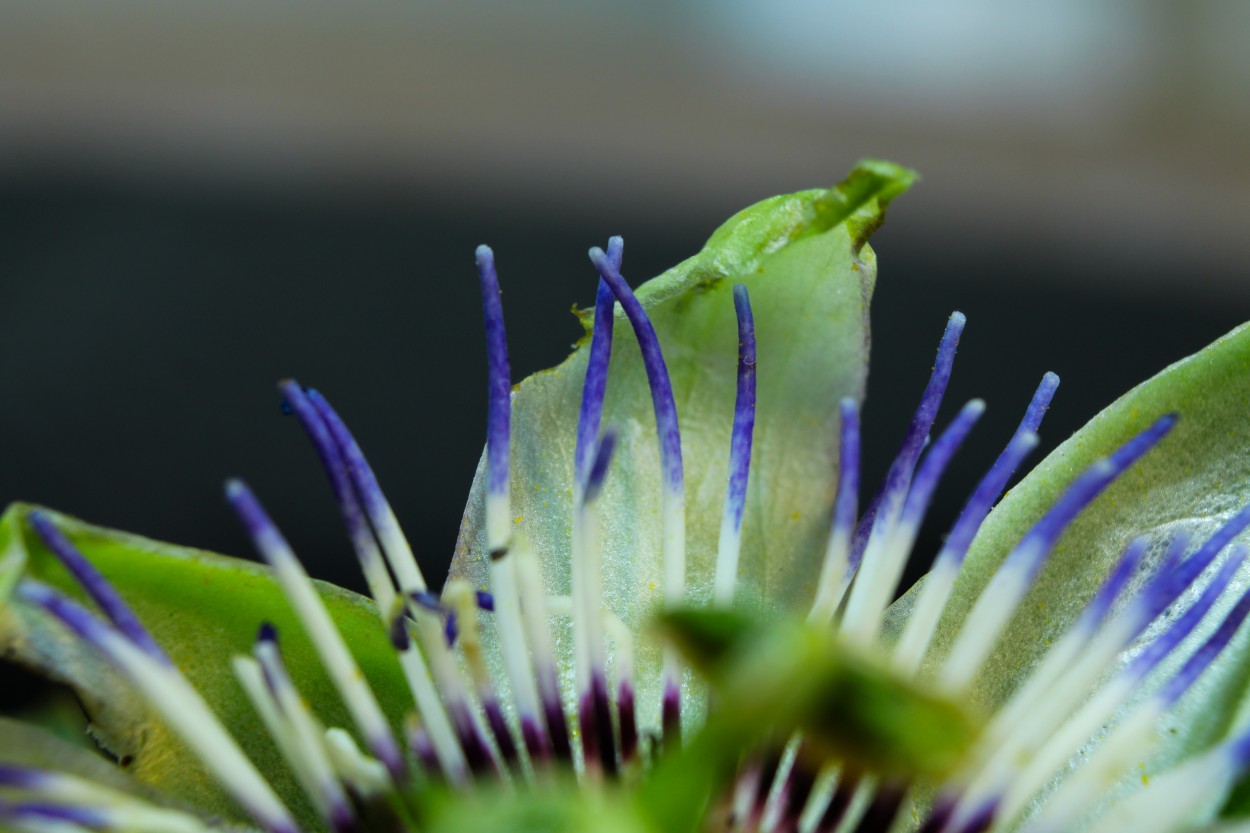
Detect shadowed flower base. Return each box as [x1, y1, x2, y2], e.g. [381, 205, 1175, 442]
[3, 163, 1250, 833]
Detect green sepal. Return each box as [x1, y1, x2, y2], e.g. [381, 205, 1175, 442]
[0, 503, 409, 828]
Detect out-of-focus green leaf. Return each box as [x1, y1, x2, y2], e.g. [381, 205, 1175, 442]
[659, 608, 976, 778]
[1221, 775, 1250, 819]
[0, 503, 409, 827]
[420, 777, 652, 833]
[646, 607, 976, 831]
[451, 161, 916, 729]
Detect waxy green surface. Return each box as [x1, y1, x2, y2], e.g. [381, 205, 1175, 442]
[450, 161, 917, 729]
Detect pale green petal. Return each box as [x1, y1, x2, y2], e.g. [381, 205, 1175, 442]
[451, 161, 916, 726]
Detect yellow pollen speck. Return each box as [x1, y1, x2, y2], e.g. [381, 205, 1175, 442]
[791, 512, 801, 521]
[513, 515, 523, 524]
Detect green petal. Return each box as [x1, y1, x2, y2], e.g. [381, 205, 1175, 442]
[0, 502, 408, 827]
[909, 323, 1250, 790]
[451, 161, 915, 724]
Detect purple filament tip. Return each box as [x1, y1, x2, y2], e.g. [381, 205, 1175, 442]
[943, 371, 1058, 547]
[574, 240, 622, 490]
[225, 479, 285, 556]
[1005, 413, 1177, 580]
[389, 607, 411, 652]
[924, 370, 1055, 579]
[1077, 536, 1148, 631]
[724, 283, 757, 533]
[17, 582, 114, 655]
[1021, 371, 1060, 431]
[937, 431, 1038, 574]
[476, 244, 512, 498]
[304, 390, 397, 548]
[849, 311, 966, 573]
[1158, 503, 1250, 609]
[0, 765, 45, 790]
[588, 246, 683, 494]
[0, 802, 105, 829]
[444, 612, 459, 648]
[257, 622, 278, 643]
[1126, 550, 1242, 684]
[411, 590, 443, 612]
[1106, 530, 1190, 641]
[1159, 547, 1250, 706]
[834, 398, 861, 538]
[475, 590, 495, 611]
[584, 429, 618, 504]
[900, 399, 985, 529]
[28, 510, 169, 665]
[277, 382, 376, 565]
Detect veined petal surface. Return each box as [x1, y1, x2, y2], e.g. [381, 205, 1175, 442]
[451, 162, 916, 724]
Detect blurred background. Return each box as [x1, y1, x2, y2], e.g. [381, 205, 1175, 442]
[1, 1, 1248, 593]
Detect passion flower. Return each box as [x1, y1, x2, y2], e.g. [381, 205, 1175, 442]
[3, 161, 1250, 833]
